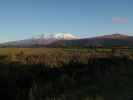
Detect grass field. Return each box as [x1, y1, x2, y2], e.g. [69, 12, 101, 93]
[0, 48, 64, 55]
[0, 47, 115, 55]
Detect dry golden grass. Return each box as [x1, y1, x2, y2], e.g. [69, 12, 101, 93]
[0, 48, 64, 55]
[0, 47, 132, 67]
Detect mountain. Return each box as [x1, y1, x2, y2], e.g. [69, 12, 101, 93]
[47, 33, 133, 48]
[0, 33, 78, 47]
[1, 33, 133, 48]
[51, 33, 78, 40]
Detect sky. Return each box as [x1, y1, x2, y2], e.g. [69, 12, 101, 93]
[0, 0, 133, 42]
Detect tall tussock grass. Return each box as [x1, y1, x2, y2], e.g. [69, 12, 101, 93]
[0, 52, 133, 100]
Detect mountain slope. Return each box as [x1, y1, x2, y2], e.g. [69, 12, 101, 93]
[47, 34, 133, 48]
[1, 33, 133, 48]
[0, 33, 78, 47]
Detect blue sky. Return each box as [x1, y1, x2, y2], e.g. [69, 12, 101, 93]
[0, 0, 133, 42]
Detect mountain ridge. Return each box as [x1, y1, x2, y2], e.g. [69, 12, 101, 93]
[47, 33, 133, 48]
[1, 33, 133, 48]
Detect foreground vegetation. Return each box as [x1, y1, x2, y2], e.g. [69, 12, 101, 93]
[0, 48, 133, 100]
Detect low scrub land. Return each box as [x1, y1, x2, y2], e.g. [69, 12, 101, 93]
[0, 48, 133, 100]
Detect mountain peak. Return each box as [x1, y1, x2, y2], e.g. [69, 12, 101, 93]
[35, 33, 78, 40]
[54, 33, 78, 40]
[111, 33, 127, 36]
[99, 33, 129, 39]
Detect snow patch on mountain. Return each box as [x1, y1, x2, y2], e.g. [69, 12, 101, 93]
[54, 33, 78, 40]
[35, 33, 78, 40]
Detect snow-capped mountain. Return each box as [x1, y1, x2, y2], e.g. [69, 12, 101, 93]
[1, 33, 133, 48]
[0, 33, 78, 47]
[48, 33, 133, 47]
[53, 33, 78, 40]
[34, 33, 78, 40]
